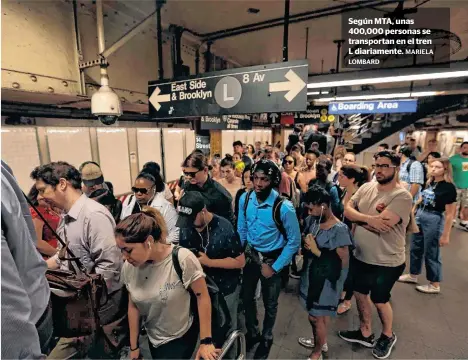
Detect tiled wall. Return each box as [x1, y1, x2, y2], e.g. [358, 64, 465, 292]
[1, 125, 196, 194]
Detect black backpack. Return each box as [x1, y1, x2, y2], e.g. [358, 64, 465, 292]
[242, 190, 287, 240]
[406, 159, 427, 184]
[171, 246, 231, 347]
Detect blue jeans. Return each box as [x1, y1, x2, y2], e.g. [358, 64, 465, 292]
[410, 209, 444, 282]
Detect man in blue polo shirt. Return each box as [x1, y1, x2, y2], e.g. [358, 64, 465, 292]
[238, 159, 301, 359]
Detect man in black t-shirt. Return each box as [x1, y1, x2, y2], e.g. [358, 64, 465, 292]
[177, 192, 245, 349]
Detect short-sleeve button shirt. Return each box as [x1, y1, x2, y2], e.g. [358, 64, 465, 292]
[179, 214, 243, 296]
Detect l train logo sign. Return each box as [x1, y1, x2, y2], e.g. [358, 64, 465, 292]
[148, 60, 308, 119]
[328, 100, 418, 114]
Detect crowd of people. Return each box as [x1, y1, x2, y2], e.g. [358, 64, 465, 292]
[1, 126, 467, 360]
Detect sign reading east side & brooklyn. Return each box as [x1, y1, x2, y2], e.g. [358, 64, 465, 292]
[148, 60, 308, 119]
[200, 115, 252, 130]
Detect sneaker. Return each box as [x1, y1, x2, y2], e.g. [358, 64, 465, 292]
[416, 284, 440, 294]
[398, 274, 418, 284]
[253, 338, 273, 360]
[290, 272, 301, 279]
[246, 333, 261, 351]
[338, 329, 375, 348]
[298, 337, 329, 352]
[372, 333, 397, 359]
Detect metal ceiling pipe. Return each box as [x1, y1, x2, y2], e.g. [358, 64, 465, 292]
[72, 0, 86, 95]
[201, 0, 406, 41]
[95, 0, 109, 87]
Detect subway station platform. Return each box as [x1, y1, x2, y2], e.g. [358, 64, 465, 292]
[256, 227, 468, 360]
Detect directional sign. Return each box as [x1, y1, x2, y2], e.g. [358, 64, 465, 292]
[148, 60, 308, 119]
[328, 100, 418, 115]
[200, 115, 252, 130]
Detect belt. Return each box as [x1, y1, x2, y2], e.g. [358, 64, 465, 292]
[418, 207, 443, 216]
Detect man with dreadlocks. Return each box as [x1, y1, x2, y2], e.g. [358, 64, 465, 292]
[237, 159, 300, 359]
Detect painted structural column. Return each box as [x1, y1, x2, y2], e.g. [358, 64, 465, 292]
[126, 128, 140, 184]
[210, 130, 222, 156]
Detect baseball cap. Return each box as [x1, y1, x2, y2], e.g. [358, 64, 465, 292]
[176, 191, 206, 228]
[81, 162, 104, 187]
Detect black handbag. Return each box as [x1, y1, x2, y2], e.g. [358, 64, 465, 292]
[24, 194, 108, 339]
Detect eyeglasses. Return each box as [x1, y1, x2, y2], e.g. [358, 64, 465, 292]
[283, 160, 294, 165]
[375, 164, 397, 169]
[132, 186, 152, 194]
[183, 169, 202, 178]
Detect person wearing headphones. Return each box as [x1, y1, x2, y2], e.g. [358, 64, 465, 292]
[297, 185, 353, 360]
[121, 172, 179, 244]
[237, 159, 301, 359]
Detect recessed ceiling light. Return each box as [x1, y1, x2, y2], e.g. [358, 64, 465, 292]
[247, 8, 260, 14]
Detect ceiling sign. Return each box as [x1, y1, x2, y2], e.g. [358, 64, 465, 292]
[328, 99, 418, 114]
[148, 60, 308, 119]
[200, 115, 252, 130]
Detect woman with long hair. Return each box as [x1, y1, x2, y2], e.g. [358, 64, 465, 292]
[283, 155, 304, 191]
[246, 144, 255, 158]
[297, 185, 353, 360]
[121, 172, 179, 244]
[117, 207, 220, 360]
[335, 165, 370, 315]
[398, 158, 458, 294]
[27, 185, 61, 258]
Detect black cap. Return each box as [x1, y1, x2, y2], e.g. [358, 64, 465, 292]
[176, 192, 206, 228]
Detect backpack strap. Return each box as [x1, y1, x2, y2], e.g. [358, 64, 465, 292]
[243, 190, 253, 218]
[171, 245, 183, 283]
[273, 196, 288, 240]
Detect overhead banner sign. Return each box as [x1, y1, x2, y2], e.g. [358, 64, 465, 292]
[200, 115, 252, 130]
[328, 100, 418, 114]
[148, 60, 308, 119]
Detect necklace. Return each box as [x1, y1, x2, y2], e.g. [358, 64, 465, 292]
[197, 225, 210, 253]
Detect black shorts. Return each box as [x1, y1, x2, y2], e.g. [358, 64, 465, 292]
[351, 258, 405, 304]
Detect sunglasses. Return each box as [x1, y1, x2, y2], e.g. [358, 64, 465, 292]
[132, 186, 152, 194]
[283, 160, 294, 165]
[183, 169, 202, 178]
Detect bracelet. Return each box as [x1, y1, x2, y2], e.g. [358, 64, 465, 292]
[130, 346, 139, 351]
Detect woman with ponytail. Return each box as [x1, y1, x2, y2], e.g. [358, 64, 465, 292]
[121, 172, 179, 244]
[117, 207, 220, 360]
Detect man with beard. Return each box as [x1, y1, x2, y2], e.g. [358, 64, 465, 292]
[338, 151, 412, 359]
[237, 159, 300, 359]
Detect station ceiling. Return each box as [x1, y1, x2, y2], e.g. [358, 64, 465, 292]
[104, 0, 468, 74]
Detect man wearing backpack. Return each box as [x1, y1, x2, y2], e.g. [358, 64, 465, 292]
[238, 159, 301, 359]
[398, 146, 425, 202]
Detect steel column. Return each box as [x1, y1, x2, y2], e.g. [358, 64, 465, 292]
[156, 0, 165, 80]
[204, 41, 213, 72]
[282, 0, 290, 62]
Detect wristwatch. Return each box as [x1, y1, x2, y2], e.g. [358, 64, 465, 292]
[200, 337, 213, 345]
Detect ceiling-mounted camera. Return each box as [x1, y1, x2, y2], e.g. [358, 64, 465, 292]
[91, 85, 122, 125]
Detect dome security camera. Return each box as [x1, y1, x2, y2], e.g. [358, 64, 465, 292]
[91, 85, 122, 125]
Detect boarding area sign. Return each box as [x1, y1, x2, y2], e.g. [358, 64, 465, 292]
[148, 60, 308, 119]
[328, 99, 418, 114]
